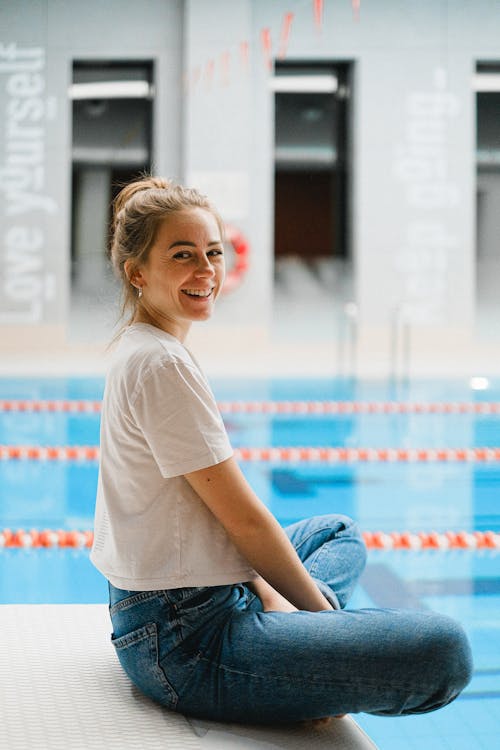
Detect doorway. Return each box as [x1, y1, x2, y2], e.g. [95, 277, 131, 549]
[272, 62, 353, 342]
[70, 60, 153, 341]
[475, 62, 500, 343]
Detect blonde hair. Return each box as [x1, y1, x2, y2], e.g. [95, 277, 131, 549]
[110, 175, 224, 326]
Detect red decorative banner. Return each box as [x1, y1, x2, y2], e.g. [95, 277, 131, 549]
[278, 12, 294, 60]
[191, 64, 201, 90]
[205, 58, 215, 88]
[352, 0, 361, 21]
[260, 27, 272, 71]
[220, 50, 230, 86]
[313, 0, 324, 31]
[240, 40, 250, 71]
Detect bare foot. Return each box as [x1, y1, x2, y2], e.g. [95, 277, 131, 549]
[301, 715, 346, 729]
[310, 717, 332, 728]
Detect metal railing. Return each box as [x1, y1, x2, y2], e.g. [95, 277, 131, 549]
[337, 302, 359, 377]
[337, 302, 413, 381]
[390, 306, 412, 382]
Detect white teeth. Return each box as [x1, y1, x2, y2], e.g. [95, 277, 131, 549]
[183, 289, 212, 297]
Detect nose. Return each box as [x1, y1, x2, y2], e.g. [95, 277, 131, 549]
[194, 254, 215, 277]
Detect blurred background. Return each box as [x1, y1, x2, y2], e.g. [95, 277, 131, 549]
[0, 0, 498, 379]
[1, 4, 500, 748]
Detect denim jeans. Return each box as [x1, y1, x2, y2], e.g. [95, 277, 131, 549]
[108, 514, 473, 724]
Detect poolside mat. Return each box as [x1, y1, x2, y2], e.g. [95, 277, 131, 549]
[0, 604, 377, 749]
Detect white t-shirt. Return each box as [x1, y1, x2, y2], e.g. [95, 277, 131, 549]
[90, 322, 256, 590]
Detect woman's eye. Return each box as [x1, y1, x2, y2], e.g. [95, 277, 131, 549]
[172, 248, 223, 260]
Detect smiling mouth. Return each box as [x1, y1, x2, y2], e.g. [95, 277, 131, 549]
[181, 288, 214, 298]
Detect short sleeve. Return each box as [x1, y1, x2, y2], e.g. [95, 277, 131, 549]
[130, 360, 233, 478]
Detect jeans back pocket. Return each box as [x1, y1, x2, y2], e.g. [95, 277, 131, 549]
[111, 622, 178, 709]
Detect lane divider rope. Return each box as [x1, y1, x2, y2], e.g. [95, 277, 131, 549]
[0, 446, 100, 461]
[0, 400, 102, 413]
[1, 399, 500, 415]
[362, 530, 500, 551]
[0, 528, 498, 551]
[219, 401, 500, 415]
[1, 445, 500, 463]
[0, 530, 94, 549]
[234, 447, 500, 463]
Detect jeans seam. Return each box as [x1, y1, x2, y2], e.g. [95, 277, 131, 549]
[308, 543, 330, 579]
[293, 524, 347, 556]
[109, 590, 165, 615]
[199, 655, 417, 690]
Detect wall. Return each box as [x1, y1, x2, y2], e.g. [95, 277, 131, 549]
[0, 0, 183, 354]
[184, 0, 499, 370]
[183, 0, 272, 360]
[1, 0, 499, 372]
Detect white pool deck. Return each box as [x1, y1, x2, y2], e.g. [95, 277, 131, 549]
[0, 604, 378, 749]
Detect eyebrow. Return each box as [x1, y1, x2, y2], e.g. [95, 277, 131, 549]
[168, 240, 222, 250]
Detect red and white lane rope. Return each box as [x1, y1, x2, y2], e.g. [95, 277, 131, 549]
[1, 399, 500, 415]
[0, 400, 102, 413]
[0, 445, 100, 461]
[234, 447, 500, 463]
[362, 530, 500, 551]
[218, 401, 500, 416]
[0, 529, 94, 549]
[1, 445, 500, 463]
[1, 528, 498, 551]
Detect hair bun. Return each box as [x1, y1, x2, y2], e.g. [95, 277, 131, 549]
[112, 175, 173, 228]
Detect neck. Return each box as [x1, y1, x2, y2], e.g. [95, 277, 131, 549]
[132, 307, 190, 343]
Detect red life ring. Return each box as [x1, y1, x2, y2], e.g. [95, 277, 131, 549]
[222, 224, 249, 293]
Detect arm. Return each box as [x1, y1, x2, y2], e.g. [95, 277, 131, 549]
[246, 576, 298, 613]
[184, 456, 333, 612]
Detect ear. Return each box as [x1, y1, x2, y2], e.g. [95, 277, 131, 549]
[124, 259, 145, 288]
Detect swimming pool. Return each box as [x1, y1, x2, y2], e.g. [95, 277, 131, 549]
[1, 375, 499, 749]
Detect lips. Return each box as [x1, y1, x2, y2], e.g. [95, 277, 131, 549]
[181, 288, 214, 298]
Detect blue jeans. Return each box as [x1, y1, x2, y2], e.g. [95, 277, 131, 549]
[108, 514, 472, 724]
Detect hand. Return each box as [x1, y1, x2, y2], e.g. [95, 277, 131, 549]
[185, 457, 336, 612]
[261, 589, 298, 613]
[247, 577, 298, 613]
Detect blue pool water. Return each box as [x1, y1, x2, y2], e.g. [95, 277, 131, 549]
[1, 375, 499, 749]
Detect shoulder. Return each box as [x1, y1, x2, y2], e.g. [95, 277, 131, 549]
[107, 324, 199, 403]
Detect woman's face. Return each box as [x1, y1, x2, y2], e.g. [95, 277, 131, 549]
[129, 208, 225, 341]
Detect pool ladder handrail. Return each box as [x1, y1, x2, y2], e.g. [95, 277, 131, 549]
[337, 301, 359, 378]
[337, 302, 412, 381]
[390, 305, 412, 382]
